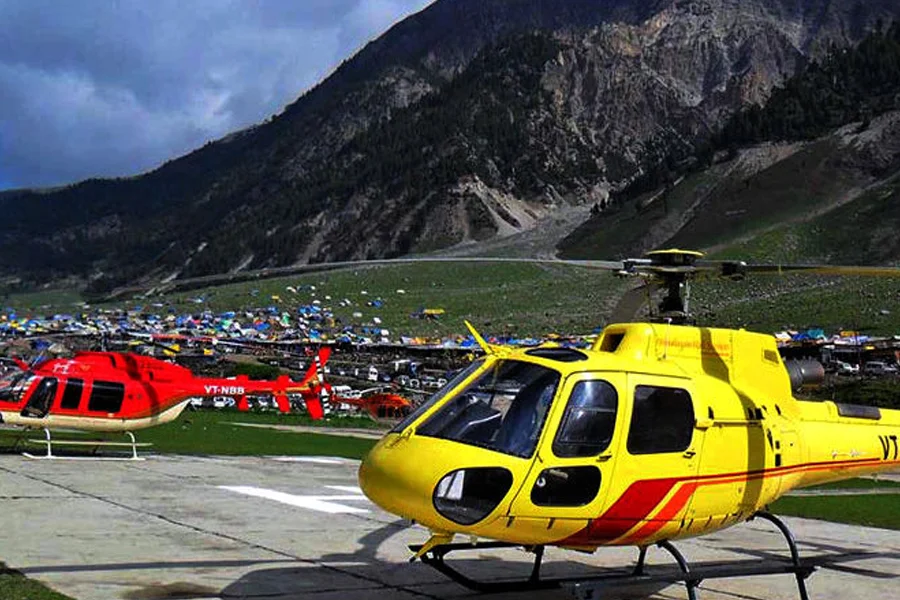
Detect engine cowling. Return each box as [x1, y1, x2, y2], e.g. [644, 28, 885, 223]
[785, 359, 825, 391]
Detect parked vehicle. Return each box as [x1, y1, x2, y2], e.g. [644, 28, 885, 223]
[258, 397, 273, 410]
[835, 361, 859, 375]
[214, 397, 236, 409]
[332, 385, 362, 400]
[863, 361, 898, 376]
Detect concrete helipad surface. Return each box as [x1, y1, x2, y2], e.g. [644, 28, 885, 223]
[0, 454, 898, 600]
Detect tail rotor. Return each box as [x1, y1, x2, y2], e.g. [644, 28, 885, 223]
[300, 347, 332, 420]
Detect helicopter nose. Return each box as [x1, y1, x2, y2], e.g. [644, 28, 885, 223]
[359, 434, 431, 521]
[359, 434, 517, 531]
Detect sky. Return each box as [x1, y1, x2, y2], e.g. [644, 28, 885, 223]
[0, 0, 435, 190]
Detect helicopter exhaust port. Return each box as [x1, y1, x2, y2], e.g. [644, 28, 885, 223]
[785, 359, 825, 392]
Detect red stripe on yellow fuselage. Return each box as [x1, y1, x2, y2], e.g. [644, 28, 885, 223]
[558, 457, 899, 547]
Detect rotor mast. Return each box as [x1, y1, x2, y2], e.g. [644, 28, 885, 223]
[618, 249, 707, 325]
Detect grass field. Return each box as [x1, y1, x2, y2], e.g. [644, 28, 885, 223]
[4, 262, 628, 339]
[0, 564, 74, 600]
[772, 477, 900, 530]
[0, 410, 381, 460]
[11, 259, 899, 338]
[806, 477, 900, 490]
[688, 173, 900, 334]
[689, 273, 900, 335]
[771, 494, 900, 530]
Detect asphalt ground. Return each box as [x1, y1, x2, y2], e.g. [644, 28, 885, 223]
[0, 454, 897, 600]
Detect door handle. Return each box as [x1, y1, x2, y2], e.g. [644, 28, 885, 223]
[596, 453, 612, 462]
[683, 449, 696, 458]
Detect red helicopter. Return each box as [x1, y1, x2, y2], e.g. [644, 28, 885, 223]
[333, 387, 412, 419]
[0, 347, 334, 456]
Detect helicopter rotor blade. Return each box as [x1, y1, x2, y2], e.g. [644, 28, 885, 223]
[609, 280, 656, 324]
[729, 262, 900, 278]
[630, 258, 900, 282]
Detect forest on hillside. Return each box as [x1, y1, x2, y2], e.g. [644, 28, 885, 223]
[614, 22, 900, 205]
[718, 21, 900, 145]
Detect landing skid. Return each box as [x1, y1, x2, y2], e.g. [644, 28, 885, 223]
[409, 511, 815, 599]
[22, 428, 150, 460]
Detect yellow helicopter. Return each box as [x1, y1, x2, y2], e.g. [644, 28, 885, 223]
[357, 249, 900, 599]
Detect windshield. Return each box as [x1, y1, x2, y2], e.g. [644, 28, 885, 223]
[0, 372, 33, 403]
[390, 359, 486, 434]
[416, 360, 560, 458]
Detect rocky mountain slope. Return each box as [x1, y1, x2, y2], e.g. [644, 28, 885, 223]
[2, 0, 899, 291]
[561, 109, 900, 262]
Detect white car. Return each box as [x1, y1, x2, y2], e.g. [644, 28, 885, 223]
[863, 361, 898, 376]
[835, 361, 859, 375]
[213, 397, 236, 409]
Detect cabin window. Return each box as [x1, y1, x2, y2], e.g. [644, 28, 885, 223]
[88, 381, 125, 413]
[417, 359, 560, 459]
[433, 467, 513, 525]
[60, 378, 84, 410]
[531, 466, 601, 506]
[627, 385, 694, 455]
[552, 380, 618, 457]
[20, 377, 57, 418]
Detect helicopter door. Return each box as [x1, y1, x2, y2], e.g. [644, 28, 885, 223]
[507, 372, 623, 525]
[689, 402, 793, 532]
[609, 374, 700, 544]
[20, 377, 59, 419]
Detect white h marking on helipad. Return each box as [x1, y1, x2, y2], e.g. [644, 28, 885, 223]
[326, 485, 364, 494]
[219, 485, 369, 514]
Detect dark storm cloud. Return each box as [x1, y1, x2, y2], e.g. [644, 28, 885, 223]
[0, 0, 433, 189]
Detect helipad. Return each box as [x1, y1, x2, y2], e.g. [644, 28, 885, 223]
[0, 455, 897, 599]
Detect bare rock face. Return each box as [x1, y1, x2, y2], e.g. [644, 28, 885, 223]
[299, 0, 900, 262]
[2, 0, 900, 286]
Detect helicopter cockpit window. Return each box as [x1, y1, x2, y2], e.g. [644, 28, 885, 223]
[417, 360, 560, 459]
[627, 385, 694, 455]
[390, 359, 485, 434]
[88, 381, 126, 413]
[0, 373, 33, 403]
[553, 380, 618, 458]
[20, 377, 57, 419]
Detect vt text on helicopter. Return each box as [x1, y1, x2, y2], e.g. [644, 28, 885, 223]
[0, 346, 334, 458]
[357, 250, 900, 599]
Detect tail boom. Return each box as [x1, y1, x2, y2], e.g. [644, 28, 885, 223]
[792, 400, 900, 489]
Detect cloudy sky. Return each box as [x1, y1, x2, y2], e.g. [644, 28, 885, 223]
[0, 0, 434, 190]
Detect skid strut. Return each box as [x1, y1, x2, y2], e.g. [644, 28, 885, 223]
[22, 428, 149, 460]
[752, 511, 813, 600]
[411, 511, 816, 598]
[411, 541, 557, 593]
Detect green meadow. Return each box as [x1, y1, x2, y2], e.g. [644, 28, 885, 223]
[5, 262, 629, 339]
[0, 410, 380, 460]
[0, 563, 75, 600]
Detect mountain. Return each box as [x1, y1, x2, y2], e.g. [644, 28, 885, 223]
[2, 0, 900, 292]
[559, 22, 900, 263]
